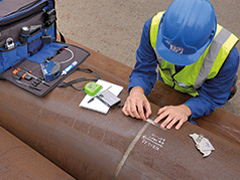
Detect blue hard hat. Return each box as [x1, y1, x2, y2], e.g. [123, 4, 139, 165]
[156, 0, 217, 66]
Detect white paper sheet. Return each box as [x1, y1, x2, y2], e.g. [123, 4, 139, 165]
[79, 79, 123, 114]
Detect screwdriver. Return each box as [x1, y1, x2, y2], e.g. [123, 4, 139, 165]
[23, 67, 50, 87]
[15, 80, 41, 91]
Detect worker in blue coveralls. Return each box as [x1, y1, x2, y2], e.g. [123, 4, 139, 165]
[122, 0, 239, 130]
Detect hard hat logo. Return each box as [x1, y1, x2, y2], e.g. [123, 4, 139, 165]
[156, 0, 217, 66]
[164, 40, 184, 54]
[169, 44, 184, 55]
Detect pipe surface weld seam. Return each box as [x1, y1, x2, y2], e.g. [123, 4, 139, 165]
[113, 123, 150, 180]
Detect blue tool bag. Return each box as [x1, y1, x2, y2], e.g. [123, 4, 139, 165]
[0, 0, 58, 72]
[0, 0, 91, 97]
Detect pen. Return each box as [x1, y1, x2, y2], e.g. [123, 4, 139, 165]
[87, 97, 95, 103]
[61, 61, 78, 76]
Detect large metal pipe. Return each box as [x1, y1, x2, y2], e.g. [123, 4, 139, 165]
[0, 42, 240, 179]
[148, 81, 240, 145]
[0, 126, 74, 180]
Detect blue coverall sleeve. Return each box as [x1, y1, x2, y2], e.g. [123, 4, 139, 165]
[184, 47, 239, 118]
[128, 18, 158, 95]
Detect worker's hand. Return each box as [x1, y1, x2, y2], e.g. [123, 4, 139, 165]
[122, 86, 152, 120]
[154, 104, 191, 130]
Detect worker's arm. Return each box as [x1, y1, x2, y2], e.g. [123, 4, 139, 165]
[127, 18, 158, 96]
[122, 18, 156, 120]
[154, 47, 239, 130]
[184, 47, 239, 119]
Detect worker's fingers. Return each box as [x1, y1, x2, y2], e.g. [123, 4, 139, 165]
[156, 107, 170, 124]
[159, 114, 174, 129]
[153, 105, 191, 130]
[129, 99, 141, 119]
[122, 86, 151, 121]
[143, 101, 152, 119]
[122, 103, 129, 116]
[166, 117, 180, 129]
[154, 109, 169, 124]
[122, 98, 134, 117]
[157, 106, 169, 115]
[122, 96, 141, 119]
[175, 120, 185, 130]
[136, 101, 146, 120]
[122, 98, 151, 120]
[125, 99, 138, 119]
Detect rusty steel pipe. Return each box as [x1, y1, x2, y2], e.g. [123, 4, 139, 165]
[148, 81, 240, 145]
[0, 126, 74, 180]
[0, 41, 240, 179]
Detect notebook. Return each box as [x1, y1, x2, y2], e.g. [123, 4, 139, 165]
[79, 79, 123, 114]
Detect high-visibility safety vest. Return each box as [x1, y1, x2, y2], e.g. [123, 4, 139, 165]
[150, 11, 239, 96]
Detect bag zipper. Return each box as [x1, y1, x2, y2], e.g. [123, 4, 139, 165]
[17, 0, 42, 12]
[0, 0, 48, 27]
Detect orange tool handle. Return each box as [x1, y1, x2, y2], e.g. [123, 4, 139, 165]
[12, 68, 20, 75]
[22, 73, 28, 79]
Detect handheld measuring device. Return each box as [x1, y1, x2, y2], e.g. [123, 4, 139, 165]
[96, 89, 121, 107]
[40, 61, 61, 82]
[84, 82, 102, 96]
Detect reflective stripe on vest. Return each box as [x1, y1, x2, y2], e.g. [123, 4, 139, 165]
[150, 11, 239, 96]
[194, 27, 231, 89]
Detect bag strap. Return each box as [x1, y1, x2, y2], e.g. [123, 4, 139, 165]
[58, 67, 101, 91]
[58, 31, 66, 43]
